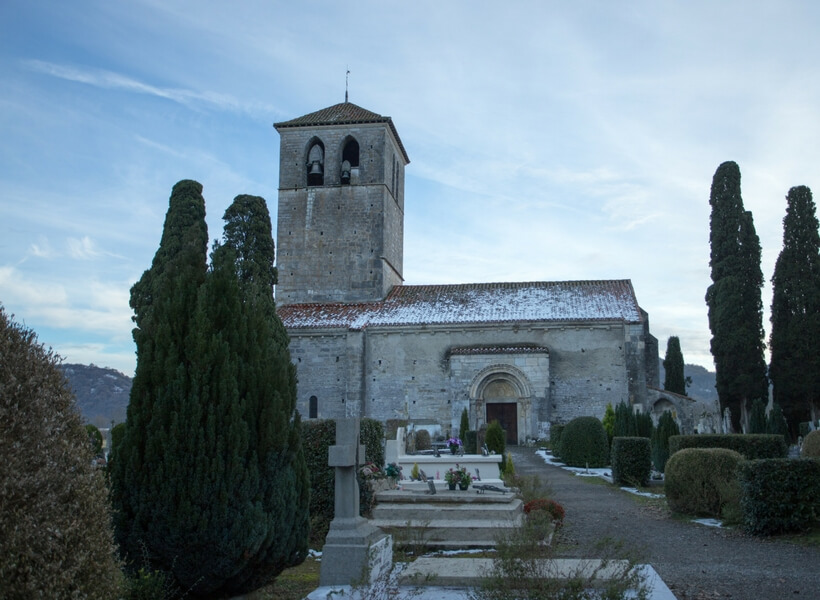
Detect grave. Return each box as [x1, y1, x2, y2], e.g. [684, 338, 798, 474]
[319, 418, 393, 586]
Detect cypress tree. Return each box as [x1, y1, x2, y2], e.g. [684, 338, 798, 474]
[111, 186, 308, 596]
[662, 336, 686, 395]
[459, 407, 469, 443]
[650, 411, 680, 473]
[705, 162, 768, 432]
[111, 180, 209, 572]
[614, 401, 637, 438]
[747, 399, 767, 434]
[769, 186, 820, 436]
[766, 402, 790, 443]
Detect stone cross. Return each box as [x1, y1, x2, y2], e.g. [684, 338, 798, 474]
[328, 418, 366, 521]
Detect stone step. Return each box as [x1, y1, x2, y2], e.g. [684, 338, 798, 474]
[373, 518, 522, 547]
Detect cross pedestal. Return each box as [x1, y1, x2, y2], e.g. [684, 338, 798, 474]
[319, 418, 392, 586]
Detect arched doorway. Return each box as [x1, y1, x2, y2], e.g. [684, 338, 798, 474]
[470, 365, 532, 445]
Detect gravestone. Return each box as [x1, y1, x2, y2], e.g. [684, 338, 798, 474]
[319, 418, 392, 586]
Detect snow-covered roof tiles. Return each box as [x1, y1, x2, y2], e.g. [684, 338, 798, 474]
[277, 280, 643, 330]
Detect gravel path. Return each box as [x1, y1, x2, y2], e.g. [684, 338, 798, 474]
[508, 446, 820, 599]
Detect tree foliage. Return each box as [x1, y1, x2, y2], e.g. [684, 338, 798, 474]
[111, 184, 309, 597]
[747, 399, 767, 434]
[769, 185, 820, 436]
[766, 403, 790, 443]
[0, 306, 122, 599]
[662, 336, 686, 395]
[705, 162, 768, 432]
[613, 401, 637, 438]
[459, 407, 469, 443]
[651, 411, 680, 473]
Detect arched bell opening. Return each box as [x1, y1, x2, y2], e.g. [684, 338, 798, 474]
[306, 139, 325, 187]
[340, 137, 359, 185]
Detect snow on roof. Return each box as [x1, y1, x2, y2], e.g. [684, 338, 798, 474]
[277, 280, 643, 330]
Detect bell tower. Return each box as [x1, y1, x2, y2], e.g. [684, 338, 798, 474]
[274, 102, 409, 306]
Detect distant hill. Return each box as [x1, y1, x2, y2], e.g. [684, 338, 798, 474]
[658, 360, 717, 404]
[60, 363, 131, 428]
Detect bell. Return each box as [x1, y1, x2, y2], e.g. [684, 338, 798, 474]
[309, 161, 323, 175]
[340, 160, 351, 183]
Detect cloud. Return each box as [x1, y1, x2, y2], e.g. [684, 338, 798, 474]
[22, 59, 277, 116]
[67, 236, 102, 260]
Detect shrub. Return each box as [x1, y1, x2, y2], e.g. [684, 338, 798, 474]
[86, 423, 103, 455]
[665, 448, 744, 518]
[523, 498, 565, 524]
[766, 403, 790, 443]
[802, 430, 820, 458]
[651, 411, 680, 473]
[361, 418, 385, 466]
[302, 419, 336, 543]
[486, 420, 507, 473]
[0, 307, 122, 599]
[464, 430, 477, 454]
[611, 437, 651, 486]
[414, 428, 431, 451]
[550, 424, 565, 456]
[739, 458, 820, 535]
[559, 416, 609, 468]
[669, 434, 787, 459]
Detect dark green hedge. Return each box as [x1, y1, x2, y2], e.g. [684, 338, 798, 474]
[302, 418, 385, 543]
[669, 434, 787, 460]
[559, 417, 609, 468]
[739, 458, 820, 536]
[611, 437, 651, 487]
[361, 418, 385, 467]
[302, 419, 336, 543]
[550, 424, 565, 457]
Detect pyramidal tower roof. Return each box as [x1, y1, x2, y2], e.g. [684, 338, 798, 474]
[274, 101, 409, 163]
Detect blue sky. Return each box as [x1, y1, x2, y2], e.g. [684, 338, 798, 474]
[1, 1, 818, 376]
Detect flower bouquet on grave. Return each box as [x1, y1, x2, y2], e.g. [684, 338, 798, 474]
[444, 464, 472, 490]
[447, 436, 463, 454]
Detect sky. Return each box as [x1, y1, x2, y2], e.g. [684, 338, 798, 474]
[1, 1, 818, 377]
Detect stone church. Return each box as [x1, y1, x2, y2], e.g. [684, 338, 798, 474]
[274, 101, 660, 444]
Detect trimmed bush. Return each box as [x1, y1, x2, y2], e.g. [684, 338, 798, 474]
[611, 437, 651, 486]
[465, 430, 477, 454]
[614, 402, 637, 437]
[665, 448, 744, 518]
[0, 307, 122, 599]
[415, 428, 431, 451]
[669, 434, 787, 459]
[651, 411, 680, 473]
[559, 416, 609, 468]
[801, 430, 820, 457]
[550, 424, 565, 456]
[739, 458, 820, 535]
[486, 420, 507, 473]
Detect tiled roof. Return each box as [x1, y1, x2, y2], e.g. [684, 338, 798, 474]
[278, 280, 643, 330]
[274, 102, 409, 163]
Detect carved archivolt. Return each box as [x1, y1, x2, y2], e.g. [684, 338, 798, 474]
[469, 363, 532, 400]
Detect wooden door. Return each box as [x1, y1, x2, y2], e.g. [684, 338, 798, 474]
[486, 402, 518, 445]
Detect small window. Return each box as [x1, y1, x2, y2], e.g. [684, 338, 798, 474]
[307, 141, 324, 186]
[309, 395, 318, 419]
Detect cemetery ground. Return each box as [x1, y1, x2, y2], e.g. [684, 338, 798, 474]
[254, 446, 820, 600]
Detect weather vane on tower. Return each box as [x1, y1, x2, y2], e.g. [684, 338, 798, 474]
[345, 67, 350, 103]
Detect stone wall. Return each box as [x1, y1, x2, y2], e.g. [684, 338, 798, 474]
[291, 320, 649, 442]
[276, 122, 405, 305]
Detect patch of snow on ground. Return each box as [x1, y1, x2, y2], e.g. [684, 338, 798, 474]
[692, 518, 723, 528]
[621, 487, 664, 499]
[536, 450, 664, 498]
